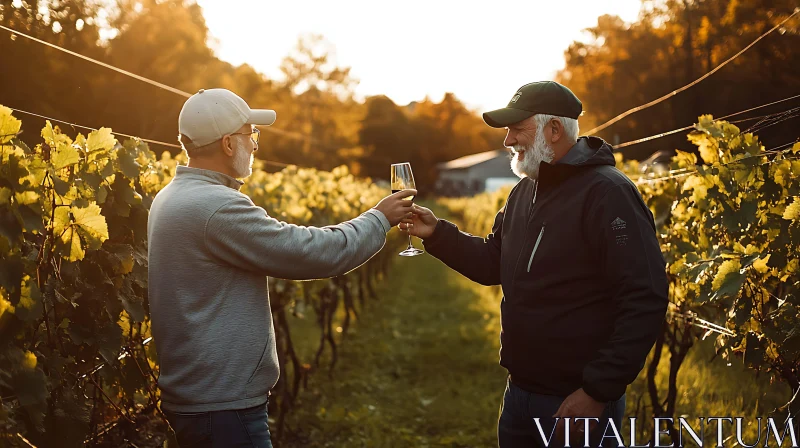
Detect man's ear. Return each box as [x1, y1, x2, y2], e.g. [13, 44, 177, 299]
[550, 119, 563, 144]
[220, 135, 235, 157]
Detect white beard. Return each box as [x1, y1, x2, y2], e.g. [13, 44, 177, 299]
[232, 140, 254, 178]
[510, 129, 555, 179]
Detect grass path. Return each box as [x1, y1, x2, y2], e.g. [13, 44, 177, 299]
[282, 230, 507, 448]
[279, 209, 788, 447]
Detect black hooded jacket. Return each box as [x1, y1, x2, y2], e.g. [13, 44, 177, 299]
[423, 136, 669, 403]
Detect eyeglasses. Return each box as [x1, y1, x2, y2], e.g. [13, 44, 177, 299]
[230, 128, 260, 145]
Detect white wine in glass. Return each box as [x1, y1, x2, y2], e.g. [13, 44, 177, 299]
[391, 162, 424, 257]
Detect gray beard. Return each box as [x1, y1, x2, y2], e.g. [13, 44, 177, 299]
[232, 141, 253, 178]
[510, 131, 554, 179]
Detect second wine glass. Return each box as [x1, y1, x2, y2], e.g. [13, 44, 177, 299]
[390, 162, 424, 257]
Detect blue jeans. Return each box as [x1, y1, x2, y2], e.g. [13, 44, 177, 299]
[498, 378, 626, 448]
[162, 402, 273, 448]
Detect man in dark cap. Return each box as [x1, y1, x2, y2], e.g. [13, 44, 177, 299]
[402, 81, 668, 447]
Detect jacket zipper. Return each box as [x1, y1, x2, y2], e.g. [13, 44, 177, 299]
[526, 222, 546, 273]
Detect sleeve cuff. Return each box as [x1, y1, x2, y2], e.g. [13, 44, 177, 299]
[581, 380, 623, 403]
[364, 209, 391, 234]
[422, 219, 454, 248]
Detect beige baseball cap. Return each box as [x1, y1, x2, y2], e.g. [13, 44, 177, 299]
[178, 88, 276, 148]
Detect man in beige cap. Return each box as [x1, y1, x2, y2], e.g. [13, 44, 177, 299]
[148, 88, 415, 447]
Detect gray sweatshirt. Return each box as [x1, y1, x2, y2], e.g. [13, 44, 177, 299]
[147, 166, 390, 412]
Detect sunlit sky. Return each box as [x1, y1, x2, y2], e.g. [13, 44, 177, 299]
[195, 0, 642, 111]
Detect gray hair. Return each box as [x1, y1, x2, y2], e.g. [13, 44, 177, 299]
[532, 114, 580, 142]
[179, 134, 221, 159]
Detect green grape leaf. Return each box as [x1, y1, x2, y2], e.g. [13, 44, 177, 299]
[117, 146, 141, 179]
[119, 278, 145, 323]
[97, 320, 123, 365]
[14, 278, 43, 322]
[740, 254, 760, 268]
[0, 187, 11, 205]
[710, 260, 745, 301]
[97, 185, 108, 204]
[107, 244, 135, 275]
[743, 331, 764, 369]
[734, 297, 752, 326]
[15, 204, 43, 233]
[71, 197, 89, 209]
[113, 199, 131, 217]
[783, 329, 800, 358]
[11, 137, 32, 155]
[130, 206, 149, 244]
[0, 208, 23, 247]
[81, 171, 103, 190]
[0, 254, 23, 294]
[120, 356, 147, 398]
[10, 367, 48, 430]
[100, 159, 115, 177]
[52, 175, 70, 197]
[49, 391, 92, 446]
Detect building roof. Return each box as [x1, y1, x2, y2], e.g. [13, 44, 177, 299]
[437, 149, 510, 170]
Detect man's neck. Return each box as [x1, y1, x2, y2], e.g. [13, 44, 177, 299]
[551, 139, 580, 163]
[187, 157, 237, 179]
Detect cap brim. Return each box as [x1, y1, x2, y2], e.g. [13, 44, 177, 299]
[249, 109, 277, 126]
[482, 108, 535, 128]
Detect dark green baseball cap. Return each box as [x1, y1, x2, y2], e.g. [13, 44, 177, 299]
[482, 81, 582, 128]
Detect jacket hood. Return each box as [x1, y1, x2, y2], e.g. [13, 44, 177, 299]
[556, 136, 616, 167]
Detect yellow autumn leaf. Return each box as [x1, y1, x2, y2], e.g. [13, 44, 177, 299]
[669, 258, 687, 275]
[61, 226, 85, 261]
[772, 160, 792, 188]
[697, 141, 719, 165]
[744, 244, 761, 256]
[14, 191, 39, 205]
[752, 255, 770, 274]
[712, 260, 741, 291]
[22, 351, 37, 370]
[792, 142, 800, 154]
[40, 120, 71, 148]
[74, 133, 86, 149]
[783, 197, 800, 221]
[0, 291, 14, 318]
[52, 206, 70, 236]
[23, 155, 48, 186]
[87, 128, 116, 152]
[0, 105, 21, 144]
[51, 142, 81, 170]
[86, 128, 117, 164]
[71, 203, 109, 242]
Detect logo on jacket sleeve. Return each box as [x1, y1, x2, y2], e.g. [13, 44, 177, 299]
[611, 217, 628, 246]
[611, 217, 627, 231]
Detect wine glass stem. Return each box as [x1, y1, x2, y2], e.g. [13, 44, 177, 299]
[407, 234, 414, 249]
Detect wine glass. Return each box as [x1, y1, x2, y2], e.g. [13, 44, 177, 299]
[391, 162, 424, 257]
